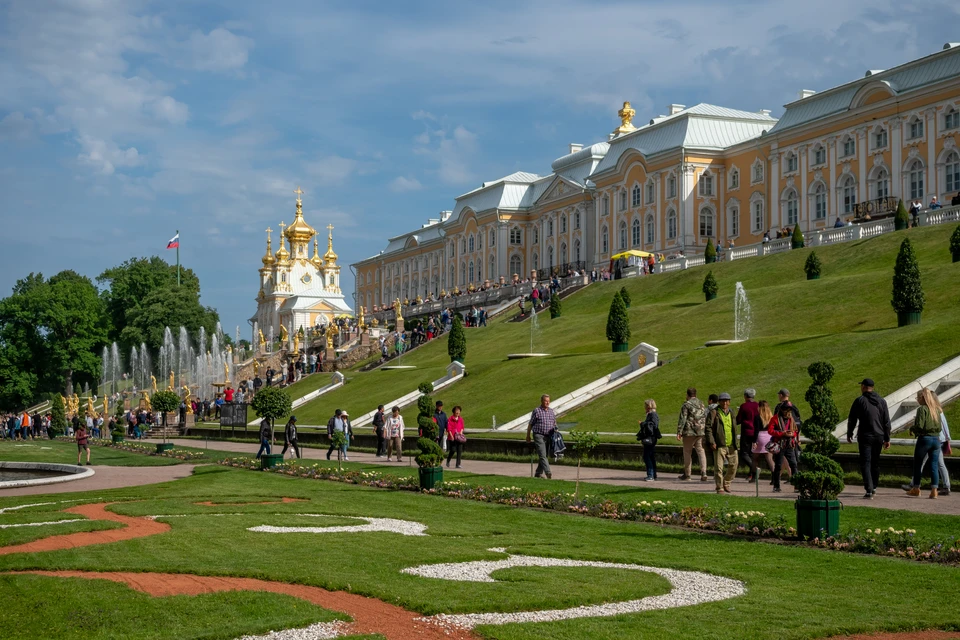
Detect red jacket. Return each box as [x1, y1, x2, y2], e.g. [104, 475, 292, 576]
[447, 415, 464, 438]
[768, 415, 797, 444]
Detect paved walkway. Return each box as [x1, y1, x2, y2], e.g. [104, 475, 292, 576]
[0, 464, 195, 497]
[168, 439, 959, 516]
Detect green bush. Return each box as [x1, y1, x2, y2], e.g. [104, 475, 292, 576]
[50, 395, 67, 438]
[549, 293, 562, 317]
[702, 270, 718, 297]
[618, 286, 631, 307]
[895, 199, 909, 229]
[704, 238, 717, 263]
[891, 237, 925, 313]
[793, 451, 846, 501]
[150, 390, 179, 427]
[250, 386, 292, 439]
[950, 224, 960, 256]
[447, 315, 466, 363]
[605, 292, 630, 344]
[569, 430, 601, 498]
[791, 224, 805, 248]
[415, 381, 443, 468]
[793, 361, 844, 501]
[804, 251, 822, 278]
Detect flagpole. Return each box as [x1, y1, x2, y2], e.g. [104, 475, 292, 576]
[176, 229, 180, 287]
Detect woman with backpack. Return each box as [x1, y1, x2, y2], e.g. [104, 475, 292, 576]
[768, 403, 799, 493]
[638, 399, 662, 481]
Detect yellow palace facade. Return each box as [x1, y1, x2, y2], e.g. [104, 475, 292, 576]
[353, 43, 960, 312]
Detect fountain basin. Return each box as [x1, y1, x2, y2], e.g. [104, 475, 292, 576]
[506, 353, 551, 359]
[704, 340, 745, 347]
[0, 461, 94, 489]
[381, 365, 417, 370]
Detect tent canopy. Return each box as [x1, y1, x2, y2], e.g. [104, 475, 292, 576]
[611, 250, 653, 260]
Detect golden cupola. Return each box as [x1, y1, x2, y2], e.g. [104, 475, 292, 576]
[323, 224, 339, 266]
[284, 187, 316, 250]
[311, 237, 324, 269]
[275, 221, 291, 264]
[261, 227, 276, 267]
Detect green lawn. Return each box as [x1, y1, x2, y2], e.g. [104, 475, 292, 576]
[0, 440, 187, 466]
[1, 465, 958, 639]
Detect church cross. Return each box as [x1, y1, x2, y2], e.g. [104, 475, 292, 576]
[278, 221, 286, 235]
[265, 226, 272, 241]
[294, 186, 304, 201]
[327, 224, 334, 235]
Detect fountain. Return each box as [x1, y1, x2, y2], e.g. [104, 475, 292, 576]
[705, 281, 752, 347]
[507, 301, 551, 359]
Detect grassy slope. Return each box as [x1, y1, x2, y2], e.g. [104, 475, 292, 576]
[1, 466, 959, 640]
[285, 224, 960, 434]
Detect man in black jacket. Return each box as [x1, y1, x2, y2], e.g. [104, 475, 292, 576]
[846, 378, 891, 499]
[372, 404, 386, 457]
[281, 415, 301, 459]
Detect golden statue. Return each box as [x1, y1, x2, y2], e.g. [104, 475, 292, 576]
[357, 306, 366, 330]
[60, 395, 69, 415]
[72, 393, 80, 416]
[415, 295, 422, 305]
[371, 317, 379, 328]
[182, 385, 193, 414]
[394, 298, 403, 325]
[280, 324, 289, 343]
[258, 328, 266, 348]
[141, 391, 152, 412]
[253, 360, 261, 376]
[293, 331, 300, 354]
[613, 101, 637, 135]
[168, 370, 175, 391]
[223, 362, 230, 384]
[103, 397, 109, 419]
[86, 396, 95, 416]
[325, 323, 337, 349]
[150, 375, 158, 393]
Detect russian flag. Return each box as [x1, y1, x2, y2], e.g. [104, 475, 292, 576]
[166, 233, 180, 249]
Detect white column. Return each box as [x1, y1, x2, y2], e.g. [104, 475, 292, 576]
[799, 145, 809, 230]
[828, 138, 839, 216]
[857, 127, 868, 203]
[770, 149, 780, 229]
[926, 108, 938, 197]
[682, 164, 696, 250]
[891, 117, 902, 201]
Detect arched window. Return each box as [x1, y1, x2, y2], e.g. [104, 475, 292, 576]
[476, 258, 482, 280]
[870, 167, 889, 199]
[785, 152, 798, 173]
[784, 190, 799, 226]
[667, 174, 677, 197]
[699, 208, 714, 238]
[752, 198, 764, 232]
[645, 215, 655, 244]
[575, 210, 581, 229]
[574, 239, 581, 262]
[461, 238, 466, 253]
[908, 116, 924, 140]
[281, 272, 286, 283]
[632, 184, 642, 207]
[509, 254, 522, 276]
[618, 220, 627, 250]
[488, 255, 495, 280]
[841, 175, 857, 213]
[477, 232, 482, 250]
[468, 235, 475, 252]
[547, 220, 554, 237]
[489, 230, 496, 247]
[698, 171, 714, 196]
[601, 226, 609, 253]
[728, 205, 739, 237]
[532, 252, 539, 271]
[468, 260, 475, 283]
[532, 227, 539, 244]
[667, 210, 678, 239]
[813, 183, 827, 220]
[908, 160, 925, 199]
[560, 242, 567, 264]
[646, 179, 655, 203]
[873, 127, 888, 150]
[841, 135, 856, 158]
[945, 151, 960, 193]
[602, 194, 610, 215]
[561, 214, 567, 233]
[460, 262, 466, 285]
[729, 168, 739, 189]
[619, 189, 628, 211]
[945, 107, 959, 130]
[813, 145, 826, 166]
[631, 218, 641, 246]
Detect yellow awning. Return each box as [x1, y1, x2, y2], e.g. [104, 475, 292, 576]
[611, 250, 653, 260]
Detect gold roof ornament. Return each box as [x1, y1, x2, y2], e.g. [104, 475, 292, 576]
[261, 227, 276, 266]
[275, 221, 291, 263]
[323, 224, 338, 265]
[613, 101, 637, 135]
[311, 237, 324, 268]
[285, 186, 317, 245]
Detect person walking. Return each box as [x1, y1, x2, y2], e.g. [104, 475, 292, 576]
[340, 411, 353, 460]
[76, 421, 91, 465]
[751, 400, 776, 482]
[736, 388, 760, 482]
[446, 405, 465, 468]
[372, 404, 386, 458]
[705, 393, 738, 494]
[906, 388, 944, 499]
[676, 388, 708, 482]
[326, 409, 347, 460]
[846, 378, 892, 499]
[281, 415, 301, 459]
[433, 401, 448, 449]
[256, 419, 272, 459]
[526, 394, 557, 479]
[774, 388, 802, 426]
[385, 406, 405, 462]
[637, 399, 661, 481]
[768, 403, 799, 492]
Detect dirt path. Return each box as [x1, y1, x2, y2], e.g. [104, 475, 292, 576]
[825, 633, 960, 639]
[0, 464, 195, 497]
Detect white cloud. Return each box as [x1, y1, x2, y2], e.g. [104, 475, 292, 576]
[0, 112, 34, 141]
[412, 110, 437, 121]
[77, 135, 142, 175]
[389, 176, 423, 192]
[305, 155, 359, 186]
[151, 96, 189, 124]
[183, 28, 253, 73]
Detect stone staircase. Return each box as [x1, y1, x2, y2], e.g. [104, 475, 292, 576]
[143, 424, 182, 439]
[509, 279, 592, 323]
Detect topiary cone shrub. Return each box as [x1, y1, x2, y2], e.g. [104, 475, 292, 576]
[801, 362, 841, 458]
[950, 224, 960, 263]
[447, 314, 466, 363]
[791, 224, 805, 249]
[804, 251, 822, 280]
[250, 386, 293, 444]
[892, 237, 924, 326]
[894, 199, 909, 231]
[415, 382, 444, 487]
[704, 238, 717, 264]
[619, 286, 631, 308]
[549, 292, 562, 318]
[702, 270, 718, 301]
[606, 291, 630, 352]
[50, 394, 67, 438]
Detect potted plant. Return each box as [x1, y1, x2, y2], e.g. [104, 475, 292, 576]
[111, 426, 125, 444]
[549, 292, 562, 319]
[49, 395, 67, 439]
[330, 430, 347, 471]
[150, 390, 179, 453]
[606, 291, 630, 352]
[569, 430, 600, 499]
[804, 251, 822, 280]
[894, 199, 909, 231]
[447, 314, 466, 364]
[704, 238, 717, 264]
[791, 225, 805, 249]
[702, 271, 718, 302]
[619, 286, 631, 308]
[950, 224, 960, 263]
[414, 382, 444, 489]
[250, 386, 292, 468]
[793, 361, 844, 538]
[892, 237, 924, 326]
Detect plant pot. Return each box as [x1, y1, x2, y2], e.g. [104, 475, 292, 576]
[418, 466, 443, 490]
[795, 499, 841, 538]
[155, 443, 174, 454]
[260, 453, 284, 470]
[611, 342, 629, 353]
[704, 255, 715, 264]
[111, 434, 125, 444]
[897, 311, 922, 327]
[550, 311, 561, 319]
[806, 273, 820, 280]
[895, 218, 908, 231]
[791, 241, 804, 250]
[952, 251, 960, 263]
[704, 292, 717, 301]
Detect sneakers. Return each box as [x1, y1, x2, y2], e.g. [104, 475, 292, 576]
[700, 476, 709, 482]
[863, 492, 874, 500]
[343, 456, 349, 461]
[772, 487, 782, 493]
[644, 476, 655, 482]
[546, 472, 552, 479]
[941, 487, 951, 496]
[456, 464, 462, 469]
[678, 474, 691, 481]
[745, 475, 755, 483]
[900, 484, 914, 492]
[906, 487, 921, 497]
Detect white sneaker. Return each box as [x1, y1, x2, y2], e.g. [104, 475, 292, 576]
[343, 456, 349, 461]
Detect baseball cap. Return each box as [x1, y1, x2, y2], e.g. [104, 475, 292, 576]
[718, 392, 731, 401]
[290, 415, 297, 422]
[859, 378, 875, 387]
[778, 388, 790, 396]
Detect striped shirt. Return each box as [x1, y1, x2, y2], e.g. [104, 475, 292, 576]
[528, 406, 557, 435]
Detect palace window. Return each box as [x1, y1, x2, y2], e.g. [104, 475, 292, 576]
[601, 226, 609, 253]
[729, 168, 739, 189]
[510, 228, 522, 244]
[618, 220, 627, 250]
[468, 235, 474, 252]
[698, 172, 714, 197]
[631, 218, 641, 246]
[532, 227, 539, 244]
[785, 153, 798, 173]
[533, 253, 539, 271]
[785, 190, 799, 226]
[547, 245, 554, 268]
[873, 168, 890, 199]
[461, 239, 466, 253]
[509, 254, 522, 276]
[645, 215, 655, 244]
[619, 189, 628, 211]
[574, 239, 581, 262]
[752, 200, 764, 232]
[547, 220, 554, 237]
[667, 175, 677, 198]
[946, 151, 960, 192]
[813, 145, 826, 166]
[841, 175, 857, 214]
[560, 242, 567, 264]
[842, 136, 856, 158]
[602, 194, 610, 215]
[490, 229, 496, 246]
[460, 263, 466, 284]
[908, 160, 925, 199]
[575, 210, 581, 229]
[945, 108, 959, 130]
[752, 162, 764, 183]
[477, 232, 482, 250]
[909, 117, 924, 140]
[561, 214, 567, 233]
[632, 184, 642, 207]
[873, 128, 888, 149]
[469, 260, 475, 282]
[814, 184, 827, 220]
[729, 207, 739, 237]
[667, 210, 678, 239]
[699, 208, 714, 238]
[646, 179, 655, 203]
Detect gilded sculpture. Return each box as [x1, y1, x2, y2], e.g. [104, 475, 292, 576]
[151, 375, 158, 393]
[394, 298, 403, 325]
[168, 370, 175, 392]
[325, 324, 337, 349]
[293, 331, 300, 354]
[223, 362, 230, 384]
[72, 393, 80, 416]
[182, 385, 193, 414]
[258, 328, 266, 348]
[614, 101, 637, 134]
[253, 360, 261, 376]
[86, 395, 95, 417]
[280, 324, 289, 343]
[357, 306, 366, 330]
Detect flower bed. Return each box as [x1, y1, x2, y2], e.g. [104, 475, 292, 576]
[215, 458, 960, 565]
[55, 436, 208, 461]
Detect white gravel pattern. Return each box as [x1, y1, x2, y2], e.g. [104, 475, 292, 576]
[233, 620, 349, 640]
[0, 502, 56, 514]
[0, 519, 85, 528]
[249, 514, 428, 536]
[406, 549, 746, 628]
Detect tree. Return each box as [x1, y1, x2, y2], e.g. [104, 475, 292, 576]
[894, 199, 910, 231]
[605, 292, 630, 349]
[950, 224, 960, 262]
[804, 251, 822, 279]
[892, 238, 924, 315]
[618, 286, 631, 308]
[569, 430, 600, 499]
[704, 238, 717, 263]
[447, 314, 466, 363]
[150, 390, 179, 427]
[793, 361, 844, 502]
[120, 286, 220, 356]
[702, 270, 718, 299]
[250, 386, 292, 444]
[44, 271, 108, 395]
[791, 224, 805, 249]
[549, 292, 562, 318]
[414, 382, 443, 469]
[50, 394, 67, 437]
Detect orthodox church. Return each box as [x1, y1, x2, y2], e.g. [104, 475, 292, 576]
[251, 188, 352, 347]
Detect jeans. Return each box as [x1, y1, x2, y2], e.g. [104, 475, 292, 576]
[375, 431, 386, 456]
[714, 446, 737, 491]
[773, 443, 799, 490]
[447, 441, 463, 467]
[681, 435, 707, 478]
[920, 448, 951, 490]
[642, 442, 657, 478]
[327, 433, 349, 459]
[281, 438, 301, 459]
[858, 435, 884, 493]
[533, 433, 551, 477]
[739, 436, 756, 478]
[256, 437, 271, 458]
[912, 436, 941, 488]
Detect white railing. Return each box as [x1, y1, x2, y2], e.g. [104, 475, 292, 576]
[653, 203, 960, 274]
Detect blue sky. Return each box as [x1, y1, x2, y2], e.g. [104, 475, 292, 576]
[1, 0, 957, 335]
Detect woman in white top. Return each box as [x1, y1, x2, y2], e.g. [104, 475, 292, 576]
[386, 406, 405, 462]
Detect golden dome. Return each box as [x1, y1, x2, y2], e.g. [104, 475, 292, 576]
[311, 237, 324, 268]
[323, 224, 338, 265]
[284, 188, 316, 245]
[275, 242, 290, 264]
[261, 227, 276, 266]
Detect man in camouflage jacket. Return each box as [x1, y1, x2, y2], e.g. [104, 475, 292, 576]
[676, 387, 708, 481]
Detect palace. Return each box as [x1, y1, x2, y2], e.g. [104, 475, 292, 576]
[352, 43, 960, 313]
[250, 188, 352, 346]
